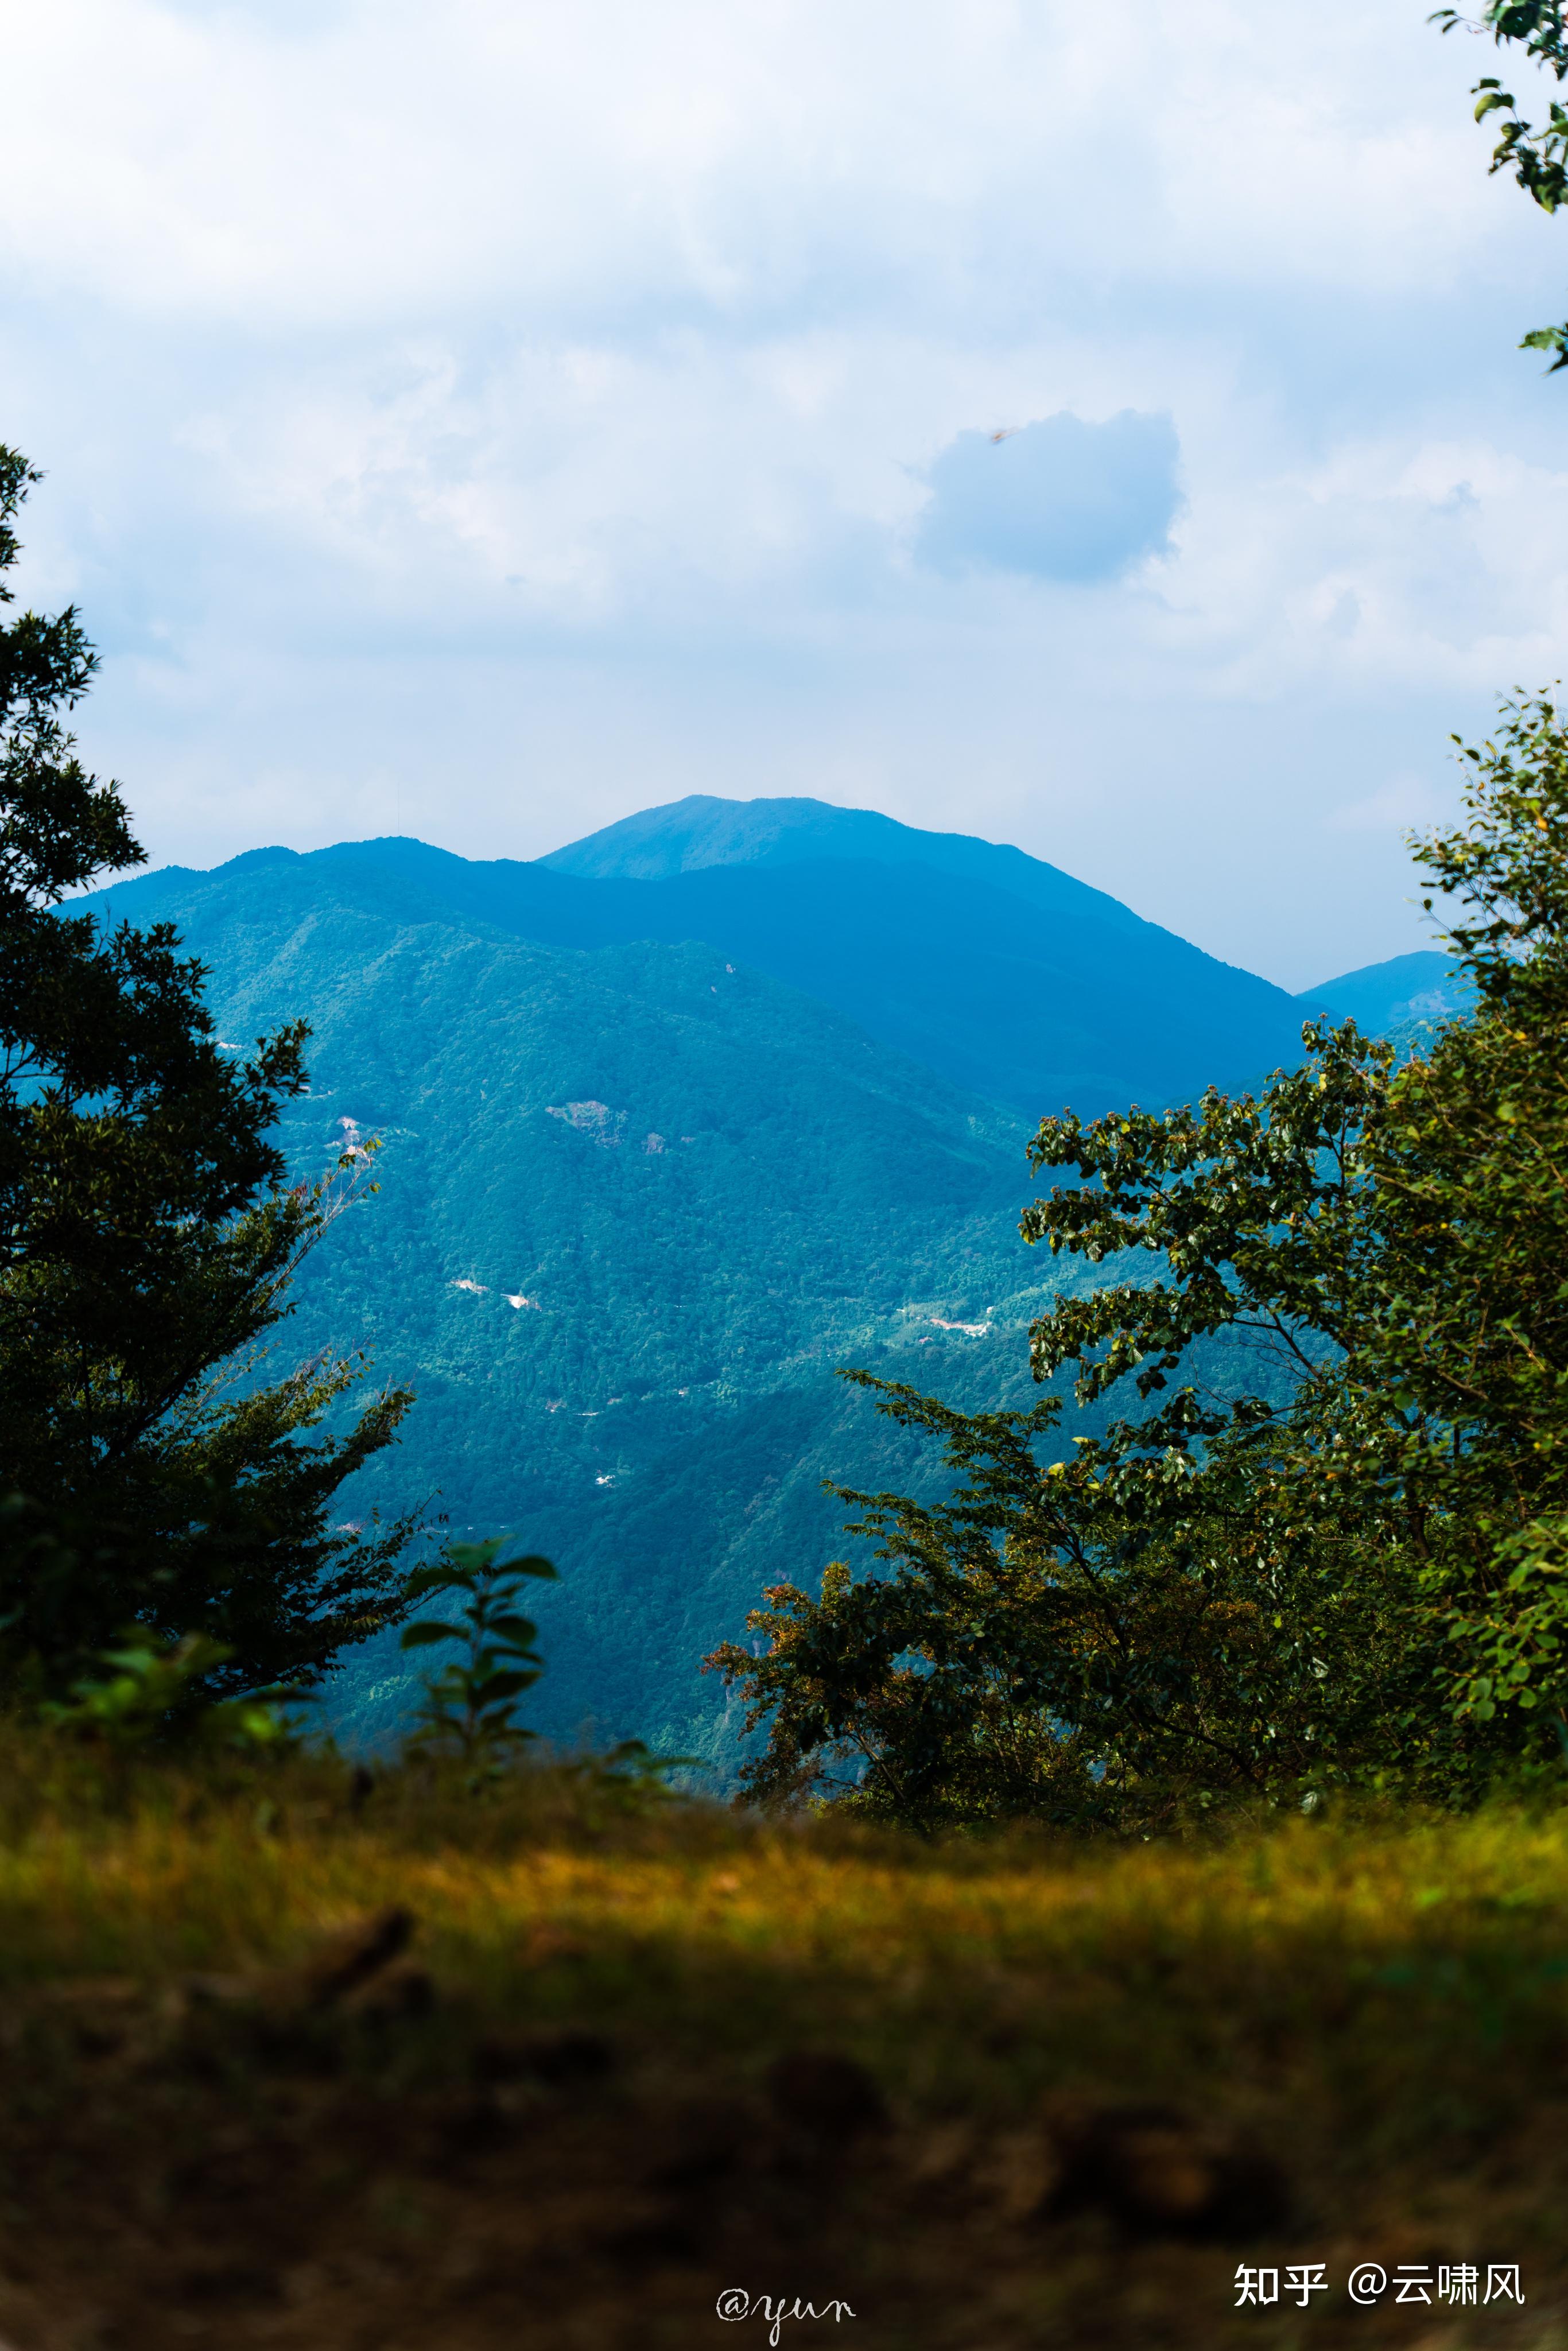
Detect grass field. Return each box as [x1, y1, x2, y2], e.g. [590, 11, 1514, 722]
[3, 1736, 1568, 2349]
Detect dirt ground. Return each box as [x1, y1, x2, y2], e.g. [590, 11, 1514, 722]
[1, 1941, 1564, 2351]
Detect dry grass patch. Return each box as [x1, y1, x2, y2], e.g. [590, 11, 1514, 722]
[0, 1736, 1566, 2347]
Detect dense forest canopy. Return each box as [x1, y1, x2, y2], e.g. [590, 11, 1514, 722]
[711, 695, 1568, 1826]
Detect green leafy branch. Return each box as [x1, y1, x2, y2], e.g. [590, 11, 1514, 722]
[1433, 3, 1568, 364]
[38, 1625, 298, 1751]
[399, 1537, 558, 1773]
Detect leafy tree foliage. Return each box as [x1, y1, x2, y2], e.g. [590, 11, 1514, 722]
[0, 447, 416, 1697]
[705, 1373, 1446, 1829]
[37, 1623, 296, 1754]
[400, 1538, 557, 1771]
[1433, 2, 1568, 365]
[711, 695, 1568, 1826]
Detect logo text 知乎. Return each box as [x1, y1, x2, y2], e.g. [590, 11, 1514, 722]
[1236, 2263, 1522, 2309]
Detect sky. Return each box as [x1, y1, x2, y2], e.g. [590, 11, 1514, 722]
[5, 1, 1568, 988]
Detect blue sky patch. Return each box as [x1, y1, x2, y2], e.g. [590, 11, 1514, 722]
[915, 412, 1182, 585]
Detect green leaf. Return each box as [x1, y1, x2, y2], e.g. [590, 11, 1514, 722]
[402, 1566, 461, 1602]
[484, 1613, 540, 1644]
[467, 1669, 538, 1705]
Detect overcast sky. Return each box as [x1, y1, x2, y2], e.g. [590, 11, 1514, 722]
[6, 0, 1568, 987]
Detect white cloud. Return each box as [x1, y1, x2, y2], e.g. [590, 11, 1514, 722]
[0, 1, 1512, 326]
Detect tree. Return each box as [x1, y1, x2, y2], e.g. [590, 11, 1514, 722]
[710, 693, 1568, 1825]
[1361, 692, 1568, 1718]
[1433, 2, 1568, 366]
[705, 1365, 1451, 1830]
[0, 446, 417, 1698]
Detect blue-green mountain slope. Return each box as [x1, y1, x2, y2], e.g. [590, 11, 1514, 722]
[84, 849, 1072, 1766]
[540, 791, 1148, 931]
[541, 793, 1310, 1114]
[109, 816, 1309, 1124]
[85, 802, 1387, 1765]
[1297, 949, 1472, 1037]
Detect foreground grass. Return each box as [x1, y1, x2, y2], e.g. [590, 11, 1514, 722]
[2, 1737, 1568, 2349]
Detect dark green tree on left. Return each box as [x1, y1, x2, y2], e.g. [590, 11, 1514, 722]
[0, 446, 418, 1700]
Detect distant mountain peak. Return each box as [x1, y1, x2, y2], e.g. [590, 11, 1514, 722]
[1296, 949, 1472, 1035]
[218, 844, 301, 872]
[542, 794, 934, 881]
[104, 801, 1310, 1123]
[540, 793, 1147, 936]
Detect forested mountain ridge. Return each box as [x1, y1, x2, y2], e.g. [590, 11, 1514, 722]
[539, 791, 1150, 928]
[1297, 947, 1472, 1036]
[546, 796, 1466, 1076]
[104, 817, 1310, 1122]
[81, 808, 1454, 1762]
[82, 846, 1068, 1764]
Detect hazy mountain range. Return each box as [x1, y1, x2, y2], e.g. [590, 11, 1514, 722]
[84, 797, 1458, 1767]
